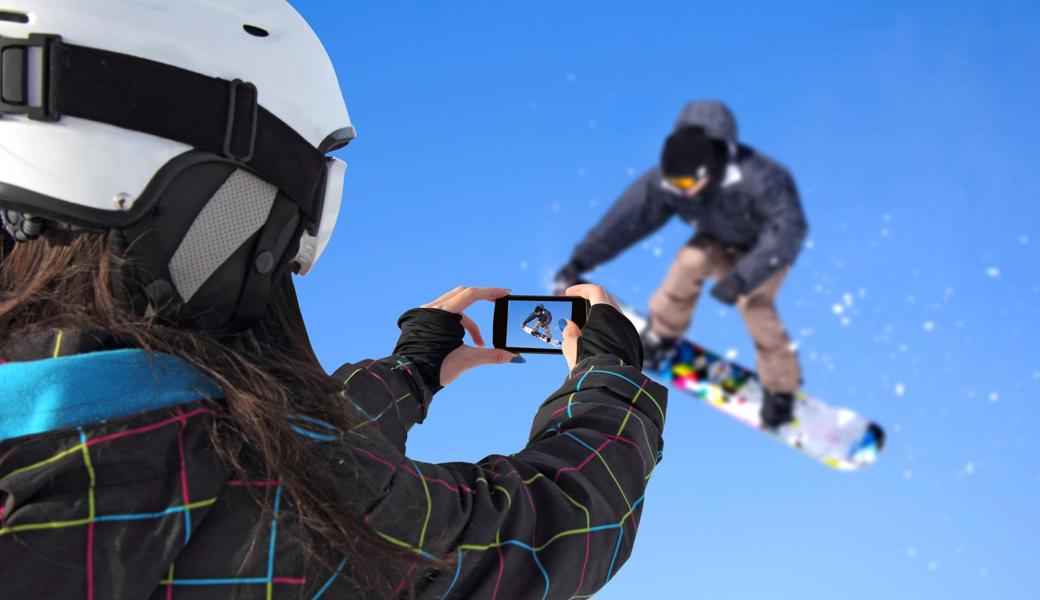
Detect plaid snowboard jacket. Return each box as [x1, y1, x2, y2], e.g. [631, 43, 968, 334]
[0, 329, 667, 599]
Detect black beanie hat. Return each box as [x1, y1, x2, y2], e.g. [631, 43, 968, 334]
[661, 125, 727, 181]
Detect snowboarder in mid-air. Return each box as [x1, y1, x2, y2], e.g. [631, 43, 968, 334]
[554, 100, 808, 429]
[522, 304, 555, 343]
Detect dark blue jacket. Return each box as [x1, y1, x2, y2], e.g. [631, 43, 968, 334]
[569, 101, 808, 292]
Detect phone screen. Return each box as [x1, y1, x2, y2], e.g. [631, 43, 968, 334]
[494, 296, 588, 353]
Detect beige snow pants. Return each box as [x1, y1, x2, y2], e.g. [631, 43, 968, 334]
[648, 235, 802, 393]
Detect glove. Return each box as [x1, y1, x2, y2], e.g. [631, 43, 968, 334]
[393, 308, 465, 394]
[576, 304, 644, 369]
[552, 261, 586, 295]
[710, 272, 745, 306]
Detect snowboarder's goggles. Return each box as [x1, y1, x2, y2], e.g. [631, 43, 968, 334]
[666, 176, 701, 191]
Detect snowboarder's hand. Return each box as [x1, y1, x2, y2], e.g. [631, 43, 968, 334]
[710, 272, 744, 306]
[563, 283, 621, 310]
[420, 286, 521, 388]
[552, 262, 586, 296]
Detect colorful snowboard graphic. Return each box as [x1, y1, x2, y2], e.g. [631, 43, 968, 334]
[521, 324, 563, 349]
[622, 306, 884, 470]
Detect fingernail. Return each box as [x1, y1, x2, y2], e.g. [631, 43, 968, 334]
[510, 355, 526, 364]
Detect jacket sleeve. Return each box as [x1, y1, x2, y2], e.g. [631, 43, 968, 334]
[569, 166, 677, 271]
[331, 355, 431, 455]
[358, 356, 669, 599]
[731, 168, 808, 292]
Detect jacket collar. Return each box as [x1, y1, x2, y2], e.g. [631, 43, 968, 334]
[0, 331, 222, 443]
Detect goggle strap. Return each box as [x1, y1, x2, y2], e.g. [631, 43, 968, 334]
[0, 33, 327, 225]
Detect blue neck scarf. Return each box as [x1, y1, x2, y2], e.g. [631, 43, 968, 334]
[0, 349, 223, 443]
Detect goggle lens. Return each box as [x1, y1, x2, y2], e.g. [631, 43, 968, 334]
[667, 176, 699, 191]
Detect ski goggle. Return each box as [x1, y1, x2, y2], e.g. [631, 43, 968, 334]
[666, 176, 701, 191]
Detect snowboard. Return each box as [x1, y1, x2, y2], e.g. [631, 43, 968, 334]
[521, 324, 563, 349]
[622, 306, 884, 470]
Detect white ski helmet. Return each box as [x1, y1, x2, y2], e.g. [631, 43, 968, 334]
[0, 0, 353, 329]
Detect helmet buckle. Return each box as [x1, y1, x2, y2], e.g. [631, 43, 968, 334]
[0, 33, 60, 122]
[223, 78, 258, 162]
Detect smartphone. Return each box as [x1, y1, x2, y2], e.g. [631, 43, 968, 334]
[493, 295, 590, 354]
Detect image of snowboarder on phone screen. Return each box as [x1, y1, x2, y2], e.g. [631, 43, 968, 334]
[522, 304, 555, 341]
[554, 100, 808, 428]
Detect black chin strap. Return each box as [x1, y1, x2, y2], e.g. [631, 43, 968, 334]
[0, 33, 327, 224]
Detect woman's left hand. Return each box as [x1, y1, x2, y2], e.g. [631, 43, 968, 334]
[418, 286, 521, 388]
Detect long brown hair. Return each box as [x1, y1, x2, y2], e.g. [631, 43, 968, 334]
[0, 231, 427, 597]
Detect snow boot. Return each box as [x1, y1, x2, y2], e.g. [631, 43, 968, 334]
[641, 327, 678, 372]
[760, 390, 796, 429]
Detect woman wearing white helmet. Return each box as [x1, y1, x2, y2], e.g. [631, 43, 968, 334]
[0, 2, 668, 598]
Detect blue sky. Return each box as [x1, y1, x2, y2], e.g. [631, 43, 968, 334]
[291, 2, 1039, 598]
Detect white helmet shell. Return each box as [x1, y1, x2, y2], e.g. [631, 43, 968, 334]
[0, 0, 350, 272]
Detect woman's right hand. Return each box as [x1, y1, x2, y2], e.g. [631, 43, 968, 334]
[560, 284, 641, 371]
